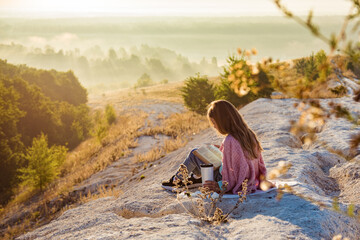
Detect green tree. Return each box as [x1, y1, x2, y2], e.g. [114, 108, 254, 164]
[91, 110, 108, 145]
[294, 50, 331, 85]
[0, 61, 91, 203]
[57, 102, 92, 149]
[9, 77, 60, 147]
[105, 104, 116, 125]
[108, 48, 118, 60]
[181, 74, 216, 115]
[19, 134, 67, 191]
[0, 60, 88, 106]
[0, 68, 91, 149]
[134, 73, 154, 88]
[0, 80, 25, 204]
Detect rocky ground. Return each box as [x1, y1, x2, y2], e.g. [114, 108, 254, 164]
[19, 95, 360, 240]
[74, 97, 185, 195]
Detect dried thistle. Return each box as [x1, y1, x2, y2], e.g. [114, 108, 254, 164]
[175, 176, 249, 224]
[220, 179, 248, 221]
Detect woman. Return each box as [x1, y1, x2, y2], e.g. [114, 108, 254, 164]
[162, 100, 267, 194]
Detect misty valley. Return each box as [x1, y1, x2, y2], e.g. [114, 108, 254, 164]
[0, 16, 349, 91]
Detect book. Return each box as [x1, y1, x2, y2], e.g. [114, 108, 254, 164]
[193, 145, 223, 170]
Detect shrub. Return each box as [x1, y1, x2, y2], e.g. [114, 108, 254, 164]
[105, 104, 116, 125]
[95, 124, 108, 146]
[181, 74, 216, 115]
[160, 79, 169, 84]
[294, 50, 332, 85]
[19, 134, 67, 191]
[330, 85, 347, 96]
[304, 53, 319, 81]
[315, 50, 332, 82]
[221, 52, 273, 104]
[295, 58, 306, 75]
[344, 42, 360, 77]
[91, 110, 108, 145]
[346, 60, 354, 72]
[134, 73, 154, 88]
[215, 78, 251, 108]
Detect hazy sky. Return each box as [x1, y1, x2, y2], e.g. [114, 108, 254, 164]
[0, 0, 352, 17]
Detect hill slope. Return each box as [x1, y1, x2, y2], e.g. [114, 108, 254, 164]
[20, 97, 360, 239]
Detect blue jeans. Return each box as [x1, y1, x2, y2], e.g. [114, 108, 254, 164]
[176, 148, 222, 182]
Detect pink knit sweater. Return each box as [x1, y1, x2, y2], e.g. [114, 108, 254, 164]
[219, 134, 267, 194]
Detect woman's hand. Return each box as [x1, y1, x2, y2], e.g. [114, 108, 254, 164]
[203, 180, 220, 193]
[260, 179, 276, 190]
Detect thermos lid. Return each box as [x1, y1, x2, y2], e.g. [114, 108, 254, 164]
[200, 163, 213, 168]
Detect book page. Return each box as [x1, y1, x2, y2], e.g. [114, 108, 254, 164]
[194, 145, 222, 169]
[207, 145, 223, 160]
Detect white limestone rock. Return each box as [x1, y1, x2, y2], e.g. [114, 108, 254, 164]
[20, 97, 360, 240]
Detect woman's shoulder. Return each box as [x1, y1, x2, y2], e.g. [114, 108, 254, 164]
[223, 134, 240, 146]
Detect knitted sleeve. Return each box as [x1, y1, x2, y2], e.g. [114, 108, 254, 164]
[221, 135, 249, 194]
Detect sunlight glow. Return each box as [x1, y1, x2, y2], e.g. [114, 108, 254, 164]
[0, 0, 352, 17]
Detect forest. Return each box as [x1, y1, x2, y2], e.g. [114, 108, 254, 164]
[0, 43, 220, 90]
[0, 60, 91, 204]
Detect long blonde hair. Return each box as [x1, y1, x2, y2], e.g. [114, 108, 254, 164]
[207, 100, 263, 159]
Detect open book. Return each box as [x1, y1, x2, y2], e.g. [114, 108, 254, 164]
[193, 145, 223, 170]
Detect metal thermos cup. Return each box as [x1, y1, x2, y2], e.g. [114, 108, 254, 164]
[200, 163, 214, 184]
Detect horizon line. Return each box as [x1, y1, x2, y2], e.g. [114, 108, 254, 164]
[0, 12, 348, 19]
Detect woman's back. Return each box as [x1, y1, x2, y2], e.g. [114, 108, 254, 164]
[220, 134, 266, 194]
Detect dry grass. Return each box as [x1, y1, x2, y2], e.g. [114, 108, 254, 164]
[0, 80, 212, 239]
[163, 137, 187, 153]
[0, 110, 148, 239]
[133, 137, 188, 164]
[156, 112, 166, 120]
[134, 147, 164, 163]
[57, 110, 147, 187]
[140, 111, 209, 137]
[3, 185, 122, 240]
[269, 64, 334, 99]
[268, 57, 351, 99]
[10, 110, 146, 203]
[78, 185, 122, 204]
[89, 80, 184, 108]
[133, 111, 209, 163]
[134, 82, 184, 102]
